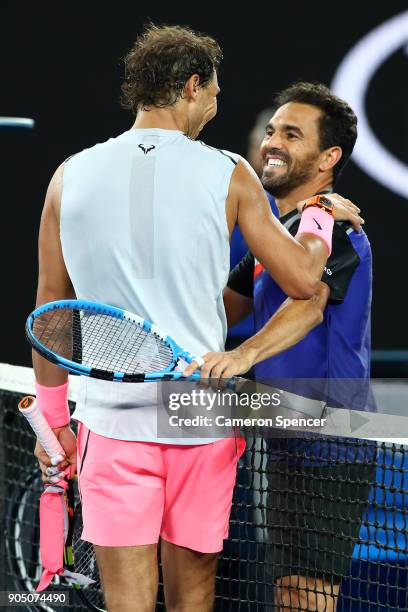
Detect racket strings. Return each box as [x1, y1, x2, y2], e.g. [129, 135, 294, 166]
[33, 308, 174, 375]
[34, 309, 75, 360]
[80, 314, 173, 372]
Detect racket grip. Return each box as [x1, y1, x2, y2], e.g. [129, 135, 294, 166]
[18, 396, 65, 464]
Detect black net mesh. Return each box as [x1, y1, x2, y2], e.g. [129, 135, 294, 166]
[1, 383, 408, 611]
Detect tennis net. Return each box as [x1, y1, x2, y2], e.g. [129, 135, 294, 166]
[1, 364, 407, 611]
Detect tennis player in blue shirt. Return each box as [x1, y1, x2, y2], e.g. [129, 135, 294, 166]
[185, 81, 375, 611]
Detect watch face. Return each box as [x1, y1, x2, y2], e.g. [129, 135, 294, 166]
[319, 195, 333, 208]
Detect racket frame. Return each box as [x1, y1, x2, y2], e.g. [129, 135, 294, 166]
[26, 299, 200, 382]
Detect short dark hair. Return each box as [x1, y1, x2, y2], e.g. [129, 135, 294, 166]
[121, 24, 222, 113]
[274, 81, 357, 183]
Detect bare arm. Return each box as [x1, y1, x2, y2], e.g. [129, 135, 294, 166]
[33, 163, 76, 386]
[184, 282, 330, 378]
[33, 163, 77, 482]
[226, 159, 361, 299]
[232, 281, 330, 368]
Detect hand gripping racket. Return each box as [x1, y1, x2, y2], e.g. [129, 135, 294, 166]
[26, 300, 205, 383]
[18, 395, 66, 464]
[18, 396, 103, 609]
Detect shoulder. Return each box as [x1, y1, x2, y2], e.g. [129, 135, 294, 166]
[63, 133, 125, 167]
[63, 144, 99, 168]
[194, 139, 241, 166]
[341, 223, 371, 254]
[333, 222, 372, 264]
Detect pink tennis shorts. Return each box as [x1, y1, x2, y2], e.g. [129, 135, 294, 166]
[77, 423, 245, 552]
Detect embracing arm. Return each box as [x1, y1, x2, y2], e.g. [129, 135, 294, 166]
[184, 282, 330, 378]
[227, 159, 362, 299]
[231, 281, 330, 369]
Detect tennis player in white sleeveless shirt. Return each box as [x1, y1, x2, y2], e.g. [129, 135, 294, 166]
[62, 128, 237, 444]
[59, 124, 253, 572]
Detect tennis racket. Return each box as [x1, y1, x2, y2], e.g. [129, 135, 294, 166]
[18, 396, 105, 610]
[17, 395, 76, 586]
[26, 299, 205, 383]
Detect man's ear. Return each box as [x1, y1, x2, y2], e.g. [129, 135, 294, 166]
[184, 74, 201, 101]
[319, 146, 342, 173]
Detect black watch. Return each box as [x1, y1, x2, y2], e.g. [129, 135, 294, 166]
[303, 195, 334, 215]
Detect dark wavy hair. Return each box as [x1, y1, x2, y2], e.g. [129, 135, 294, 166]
[274, 81, 358, 183]
[121, 24, 222, 113]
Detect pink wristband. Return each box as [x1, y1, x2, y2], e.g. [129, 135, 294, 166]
[296, 206, 334, 255]
[35, 381, 70, 428]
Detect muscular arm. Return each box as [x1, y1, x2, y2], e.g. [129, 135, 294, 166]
[33, 163, 76, 386]
[226, 159, 355, 299]
[184, 282, 330, 378]
[233, 281, 330, 367]
[32, 163, 78, 484]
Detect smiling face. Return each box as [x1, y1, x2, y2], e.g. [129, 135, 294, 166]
[260, 102, 324, 197]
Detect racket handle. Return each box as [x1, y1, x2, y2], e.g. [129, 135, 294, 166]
[18, 396, 65, 465]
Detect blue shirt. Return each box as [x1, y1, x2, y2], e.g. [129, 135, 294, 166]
[228, 204, 374, 412]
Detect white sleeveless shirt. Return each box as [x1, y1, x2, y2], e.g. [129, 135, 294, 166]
[60, 128, 239, 443]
